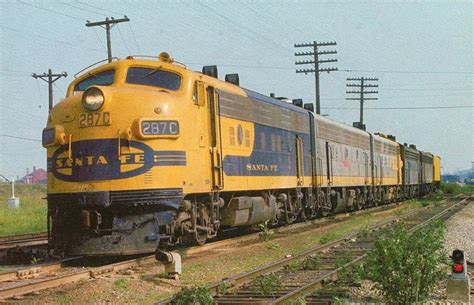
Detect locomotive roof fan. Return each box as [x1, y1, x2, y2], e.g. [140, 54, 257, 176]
[202, 65, 218, 78]
[292, 99, 303, 107]
[225, 73, 240, 86]
[304, 103, 314, 112]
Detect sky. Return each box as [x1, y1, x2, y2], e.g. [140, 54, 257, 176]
[0, 0, 472, 179]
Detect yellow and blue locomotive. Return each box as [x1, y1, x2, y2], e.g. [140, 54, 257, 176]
[43, 53, 441, 255]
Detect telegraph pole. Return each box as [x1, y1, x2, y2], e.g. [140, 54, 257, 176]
[32, 69, 68, 112]
[295, 41, 338, 115]
[86, 16, 130, 62]
[346, 77, 379, 130]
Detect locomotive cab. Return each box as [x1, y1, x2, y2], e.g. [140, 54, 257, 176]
[44, 54, 227, 255]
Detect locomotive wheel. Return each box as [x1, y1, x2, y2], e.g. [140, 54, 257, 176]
[355, 192, 363, 210]
[183, 229, 207, 246]
[320, 194, 330, 217]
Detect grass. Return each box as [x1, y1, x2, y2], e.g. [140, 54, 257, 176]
[440, 182, 473, 195]
[0, 183, 47, 236]
[113, 279, 128, 289]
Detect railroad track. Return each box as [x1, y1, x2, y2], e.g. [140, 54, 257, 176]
[158, 196, 470, 304]
[0, 232, 49, 265]
[0, 196, 457, 301]
[0, 232, 48, 250]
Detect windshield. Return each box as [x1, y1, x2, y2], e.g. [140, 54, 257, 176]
[126, 67, 181, 91]
[74, 69, 115, 92]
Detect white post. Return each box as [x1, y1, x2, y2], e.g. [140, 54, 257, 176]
[7, 178, 20, 208]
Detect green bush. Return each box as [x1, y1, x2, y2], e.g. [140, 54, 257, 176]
[440, 182, 473, 195]
[255, 274, 281, 297]
[172, 286, 213, 305]
[302, 256, 321, 270]
[361, 221, 447, 304]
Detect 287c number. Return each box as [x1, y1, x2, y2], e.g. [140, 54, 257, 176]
[79, 112, 111, 128]
[141, 120, 179, 136]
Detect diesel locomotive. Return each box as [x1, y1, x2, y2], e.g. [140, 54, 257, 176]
[42, 53, 441, 255]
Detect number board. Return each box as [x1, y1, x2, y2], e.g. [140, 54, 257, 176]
[141, 120, 179, 136]
[79, 112, 111, 128]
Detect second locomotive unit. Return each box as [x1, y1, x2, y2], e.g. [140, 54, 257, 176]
[43, 53, 440, 255]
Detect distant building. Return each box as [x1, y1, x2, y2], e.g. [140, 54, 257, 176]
[20, 166, 47, 184]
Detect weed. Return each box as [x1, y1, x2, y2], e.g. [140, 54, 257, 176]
[139, 273, 161, 285]
[287, 296, 307, 304]
[333, 296, 345, 305]
[302, 256, 321, 270]
[172, 286, 213, 305]
[318, 232, 337, 244]
[334, 251, 352, 269]
[30, 256, 40, 265]
[285, 261, 301, 271]
[266, 242, 280, 250]
[361, 221, 447, 304]
[258, 221, 273, 241]
[358, 226, 370, 238]
[255, 274, 281, 297]
[218, 282, 231, 295]
[113, 279, 128, 290]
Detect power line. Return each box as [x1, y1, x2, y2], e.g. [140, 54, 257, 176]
[128, 22, 141, 54]
[18, 1, 85, 21]
[185, 62, 472, 74]
[323, 105, 473, 110]
[117, 26, 132, 55]
[1, 105, 44, 119]
[58, 1, 107, 17]
[340, 69, 473, 75]
[0, 134, 41, 142]
[0, 25, 102, 53]
[196, 2, 293, 56]
[384, 88, 472, 91]
[77, 1, 125, 16]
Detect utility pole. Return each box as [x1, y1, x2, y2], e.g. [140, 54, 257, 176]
[86, 16, 130, 62]
[346, 77, 379, 130]
[32, 69, 68, 112]
[295, 41, 338, 115]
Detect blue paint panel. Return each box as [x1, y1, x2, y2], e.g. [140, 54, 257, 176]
[223, 124, 312, 177]
[49, 139, 186, 182]
[243, 88, 309, 115]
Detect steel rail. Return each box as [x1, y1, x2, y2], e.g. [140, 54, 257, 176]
[0, 256, 82, 283]
[270, 197, 469, 304]
[0, 197, 448, 300]
[157, 196, 468, 304]
[0, 232, 48, 249]
[0, 256, 159, 300]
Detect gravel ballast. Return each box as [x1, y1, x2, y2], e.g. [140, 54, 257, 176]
[444, 201, 474, 262]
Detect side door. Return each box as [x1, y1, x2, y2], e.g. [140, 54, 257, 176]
[325, 141, 333, 185]
[295, 135, 304, 186]
[207, 86, 224, 190]
[364, 152, 369, 185]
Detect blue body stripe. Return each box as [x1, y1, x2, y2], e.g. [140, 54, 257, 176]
[223, 123, 312, 177]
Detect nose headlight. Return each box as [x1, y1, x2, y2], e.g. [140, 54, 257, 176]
[82, 87, 104, 111]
